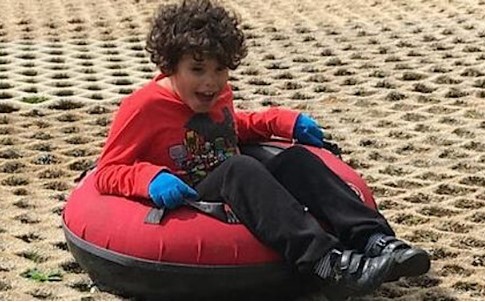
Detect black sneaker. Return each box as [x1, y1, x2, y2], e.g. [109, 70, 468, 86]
[313, 249, 395, 297]
[366, 235, 431, 282]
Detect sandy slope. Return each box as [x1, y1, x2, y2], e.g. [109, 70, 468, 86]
[0, 0, 484, 300]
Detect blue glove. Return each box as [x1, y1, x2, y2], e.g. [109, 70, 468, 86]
[148, 171, 199, 209]
[293, 114, 324, 148]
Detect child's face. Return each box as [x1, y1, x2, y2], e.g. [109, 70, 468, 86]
[170, 54, 229, 113]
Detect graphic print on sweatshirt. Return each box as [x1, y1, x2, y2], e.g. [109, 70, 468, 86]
[168, 107, 238, 184]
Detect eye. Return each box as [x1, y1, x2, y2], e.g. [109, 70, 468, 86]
[191, 66, 204, 73]
[216, 66, 227, 72]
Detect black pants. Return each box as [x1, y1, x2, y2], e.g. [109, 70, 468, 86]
[195, 146, 394, 273]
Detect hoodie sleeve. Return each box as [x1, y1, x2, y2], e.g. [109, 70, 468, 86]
[94, 98, 167, 199]
[235, 107, 300, 143]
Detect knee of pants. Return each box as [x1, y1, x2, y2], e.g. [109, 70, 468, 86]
[281, 145, 315, 159]
[224, 154, 267, 177]
[266, 146, 322, 173]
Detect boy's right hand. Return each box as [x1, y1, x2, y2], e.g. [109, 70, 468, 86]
[148, 172, 199, 209]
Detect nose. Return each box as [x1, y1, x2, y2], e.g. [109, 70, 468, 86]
[203, 72, 218, 90]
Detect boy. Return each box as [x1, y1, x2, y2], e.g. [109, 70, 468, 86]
[95, 0, 430, 297]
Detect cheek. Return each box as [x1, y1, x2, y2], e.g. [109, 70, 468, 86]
[218, 74, 229, 87]
[176, 76, 197, 93]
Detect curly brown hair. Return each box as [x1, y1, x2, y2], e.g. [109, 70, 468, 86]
[146, 0, 247, 75]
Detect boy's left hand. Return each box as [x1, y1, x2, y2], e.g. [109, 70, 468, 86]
[293, 114, 324, 148]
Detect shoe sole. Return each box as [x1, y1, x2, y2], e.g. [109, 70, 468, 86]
[386, 248, 431, 282]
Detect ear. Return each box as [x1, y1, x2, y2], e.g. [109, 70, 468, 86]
[160, 66, 174, 76]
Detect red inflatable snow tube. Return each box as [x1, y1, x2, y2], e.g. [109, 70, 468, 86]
[62, 141, 376, 299]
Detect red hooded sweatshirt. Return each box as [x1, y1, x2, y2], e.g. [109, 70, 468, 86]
[95, 74, 299, 199]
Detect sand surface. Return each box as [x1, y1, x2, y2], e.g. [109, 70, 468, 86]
[0, 0, 485, 300]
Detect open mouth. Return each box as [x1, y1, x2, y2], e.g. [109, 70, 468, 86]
[195, 92, 216, 103]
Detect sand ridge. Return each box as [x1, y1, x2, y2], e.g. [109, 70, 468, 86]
[0, 0, 485, 300]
